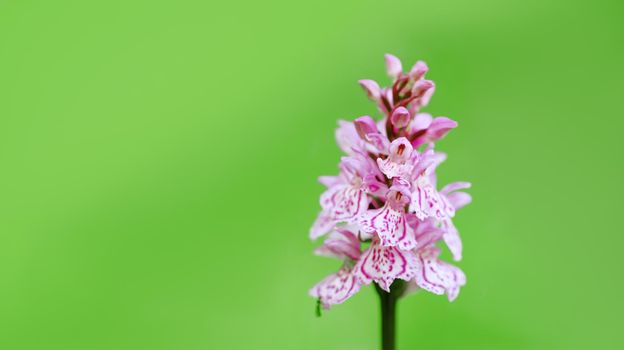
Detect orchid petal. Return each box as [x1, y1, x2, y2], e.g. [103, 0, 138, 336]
[354, 115, 379, 140]
[442, 219, 463, 261]
[427, 117, 457, 140]
[335, 120, 365, 155]
[411, 80, 434, 98]
[419, 84, 435, 107]
[358, 79, 381, 101]
[408, 215, 444, 248]
[440, 181, 471, 194]
[414, 246, 466, 301]
[447, 192, 472, 210]
[411, 113, 433, 132]
[409, 60, 428, 81]
[359, 200, 417, 250]
[310, 266, 362, 309]
[377, 137, 414, 179]
[318, 175, 341, 188]
[310, 212, 335, 240]
[355, 239, 418, 292]
[410, 176, 445, 220]
[365, 132, 390, 153]
[384, 54, 403, 79]
[320, 184, 369, 222]
[362, 173, 389, 197]
[390, 107, 411, 129]
[441, 181, 472, 211]
[315, 228, 361, 261]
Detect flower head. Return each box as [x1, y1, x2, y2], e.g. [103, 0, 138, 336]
[310, 54, 471, 309]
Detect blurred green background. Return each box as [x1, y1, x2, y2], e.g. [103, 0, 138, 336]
[1, 0, 623, 349]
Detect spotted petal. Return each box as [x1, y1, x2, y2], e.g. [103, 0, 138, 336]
[441, 218, 462, 261]
[310, 184, 368, 240]
[359, 206, 416, 250]
[310, 266, 362, 309]
[410, 176, 445, 220]
[414, 246, 466, 301]
[355, 239, 418, 292]
[320, 184, 368, 222]
[310, 212, 335, 240]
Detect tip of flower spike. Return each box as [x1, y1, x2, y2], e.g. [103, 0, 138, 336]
[384, 54, 402, 79]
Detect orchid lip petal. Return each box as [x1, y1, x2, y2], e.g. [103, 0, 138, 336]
[310, 266, 362, 309]
[409, 175, 446, 221]
[414, 246, 466, 301]
[358, 201, 417, 250]
[354, 239, 418, 291]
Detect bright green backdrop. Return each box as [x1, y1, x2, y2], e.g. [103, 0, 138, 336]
[1, 1, 623, 349]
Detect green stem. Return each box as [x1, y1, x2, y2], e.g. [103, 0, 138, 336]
[375, 281, 407, 350]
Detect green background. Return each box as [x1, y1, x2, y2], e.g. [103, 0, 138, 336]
[1, 0, 622, 349]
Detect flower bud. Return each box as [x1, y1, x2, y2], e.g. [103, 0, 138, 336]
[358, 79, 381, 101]
[409, 61, 428, 81]
[384, 54, 403, 79]
[390, 107, 411, 129]
[411, 79, 434, 97]
[353, 116, 378, 140]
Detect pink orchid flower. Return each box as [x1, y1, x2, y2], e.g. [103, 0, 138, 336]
[359, 181, 418, 250]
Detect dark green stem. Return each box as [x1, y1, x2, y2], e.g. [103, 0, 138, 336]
[375, 281, 407, 350]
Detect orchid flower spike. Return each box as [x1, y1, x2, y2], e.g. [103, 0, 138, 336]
[310, 54, 471, 312]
